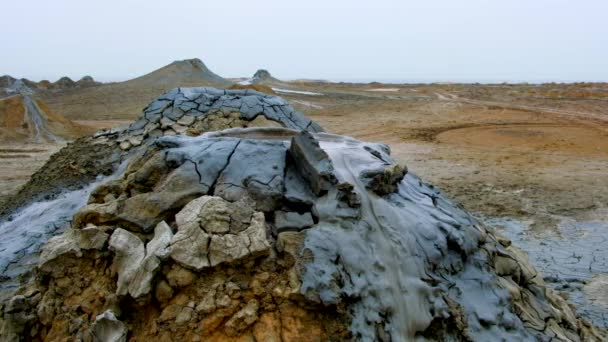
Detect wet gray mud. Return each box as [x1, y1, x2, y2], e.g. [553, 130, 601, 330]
[0, 87, 326, 298]
[0, 163, 126, 300]
[486, 216, 608, 328]
[117, 128, 595, 340]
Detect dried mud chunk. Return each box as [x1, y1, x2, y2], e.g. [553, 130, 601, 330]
[200, 198, 231, 234]
[214, 139, 286, 211]
[91, 310, 127, 342]
[289, 131, 337, 195]
[108, 228, 145, 296]
[275, 211, 314, 232]
[38, 226, 108, 275]
[170, 220, 211, 270]
[284, 164, 316, 205]
[359, 164, 407, 196]
[224, 299, 259, 336]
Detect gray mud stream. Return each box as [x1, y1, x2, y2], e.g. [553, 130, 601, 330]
[0, 163, 127, 300]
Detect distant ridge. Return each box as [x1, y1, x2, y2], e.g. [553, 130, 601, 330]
[38, 58, 234, 120]
[1, 75, 99, 94]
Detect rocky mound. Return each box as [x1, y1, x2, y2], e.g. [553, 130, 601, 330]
[53, 77, 76, 89]
[4, 79, 33, 96]
[0, 75, 17, 89]
[1, 121, 605, 340]
[43, 76, 99, 90]
[1, 87, 606, 341]
[239, 69, 287, 87]
[0, 87, 323, 240]
[75, 76, 99, 88]
[250, 69, 279, 84]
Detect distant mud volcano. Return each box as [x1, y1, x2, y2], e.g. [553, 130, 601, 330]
[0, 88, 605, 341]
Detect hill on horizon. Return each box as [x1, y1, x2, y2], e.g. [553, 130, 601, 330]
[239, 69, 291, 88]
[38, 58, 233, 121]
[126, 58, 230, 87]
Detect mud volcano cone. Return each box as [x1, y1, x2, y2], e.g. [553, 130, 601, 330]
[0, 87, 604, 341]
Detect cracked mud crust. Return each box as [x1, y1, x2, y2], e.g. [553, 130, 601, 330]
[1, 127, 604, 341]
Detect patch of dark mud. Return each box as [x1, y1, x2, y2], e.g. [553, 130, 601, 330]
[403, 122, 562, 142]
[0, 137, 120, 218]
[0, 155, 30, 159]
[402, 124, 477, 142]
[0, 148, 47, 153]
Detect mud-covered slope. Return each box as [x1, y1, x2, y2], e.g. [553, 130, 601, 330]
[0, 87, 323, 218]
[1, 127, 604, 341]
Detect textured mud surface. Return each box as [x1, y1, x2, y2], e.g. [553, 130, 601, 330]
[487, 216, 608, 329]
[0, 87, 325, 302]
[0, 87, 606, 341]
[1, 124, 604, 340]
[0, 87, 322, 218]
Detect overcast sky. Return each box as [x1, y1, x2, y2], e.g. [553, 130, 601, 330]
[1, 0, 607, 83]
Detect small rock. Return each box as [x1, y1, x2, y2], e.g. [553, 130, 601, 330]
[200, 198, 231, 234]
[146, 221, 173, 259]
[170, 221, 211, 270]
[224, 299, 259, 336]
[108, 228, 145, 296]
[276, 231, 305, 257]
[128, 135, 143, 147]
[196, 290, 217, 314]
[78, 226, 109, 250]
[173, 124, 189, 134]
[216, 294, 232, 308]
[289, 130, 337, 195]
[91, 310, 127, 342]
[155, 280, 174, 303]
[166, 265, 195, 288]
[158, 304, 181, 322]
[177, 115, 195, 126]
[274, 211, 314, 232]
[208, 233, 250, 266]
[359, 164, 407, 195]
[160, 117, 175, 129]
[163, 129, 177, 136]
[38, 229, 82, 274]
[225, 282, 241, 298]
[128, 255, 161, 298]
[175, 307, 194, 325]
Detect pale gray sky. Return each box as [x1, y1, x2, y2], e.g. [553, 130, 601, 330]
[1, 0, 607, 83]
